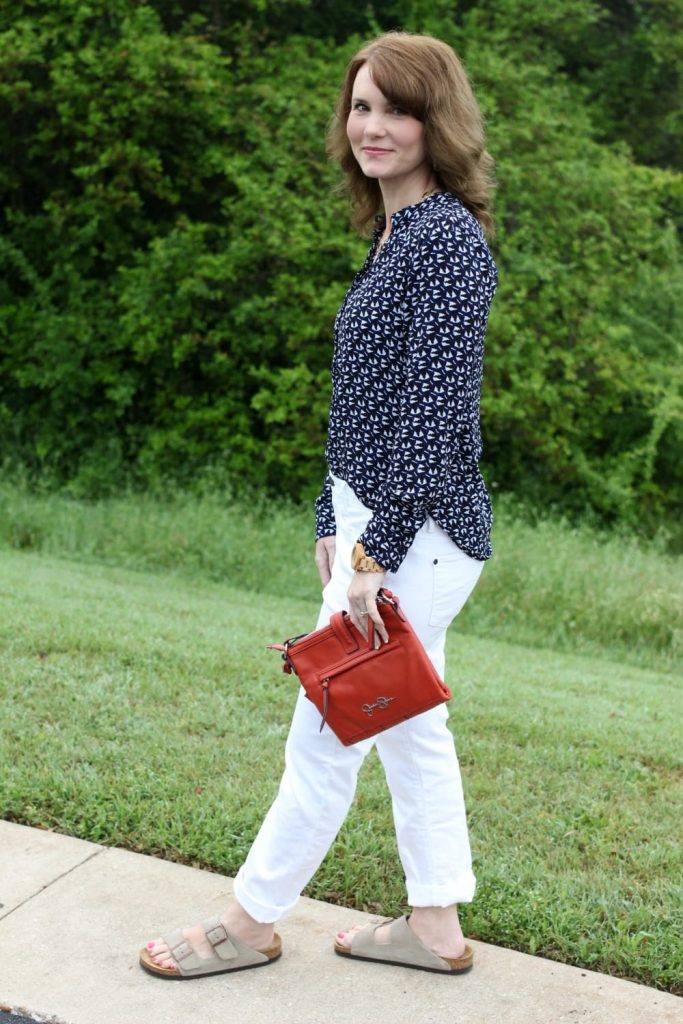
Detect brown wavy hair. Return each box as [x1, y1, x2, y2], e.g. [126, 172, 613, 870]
[327, 32, 495, 237]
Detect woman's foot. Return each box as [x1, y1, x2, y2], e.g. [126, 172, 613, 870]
[145, 902, 275, 972]
[336, 906, 466, 960]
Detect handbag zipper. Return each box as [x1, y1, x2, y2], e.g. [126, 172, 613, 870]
[320, 679, 330, 732]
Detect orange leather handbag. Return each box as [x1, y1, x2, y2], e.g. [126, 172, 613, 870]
[268, 590, 451, 746]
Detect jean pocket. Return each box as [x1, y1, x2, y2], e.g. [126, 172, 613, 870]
[428, 553, 483, 629]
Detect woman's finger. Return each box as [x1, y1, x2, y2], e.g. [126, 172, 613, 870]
[348, 605, 369, 639]
[347, 570, 388, 643]
[367, 603, 389, 646]
[314, 536, 336, 586]
[348, 601, 388, 645]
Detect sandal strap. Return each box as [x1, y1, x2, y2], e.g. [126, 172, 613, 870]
[352, 914, 452, 971]
[202, 916, 242, 962]
[165, 930, 205, 973]
[163, 917, 269, 976]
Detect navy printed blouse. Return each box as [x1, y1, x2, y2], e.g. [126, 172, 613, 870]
[314, 191, 498, 573]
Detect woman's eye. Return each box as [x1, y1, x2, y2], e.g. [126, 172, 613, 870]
[391, 106, 407, 116]
[352, 101, 369, 112]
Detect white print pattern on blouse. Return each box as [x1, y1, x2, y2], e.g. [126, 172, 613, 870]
[315, 191, 498, 574]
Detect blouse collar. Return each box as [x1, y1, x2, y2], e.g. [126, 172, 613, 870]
[374, 191, 454, 236]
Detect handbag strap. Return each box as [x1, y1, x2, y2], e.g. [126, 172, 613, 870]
[378, 588, 405, 621]
[330, 611, 360, 654]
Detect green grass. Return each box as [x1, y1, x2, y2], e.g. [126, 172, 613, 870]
[0, 479, 680, 672]
[1, 548, 680, 993]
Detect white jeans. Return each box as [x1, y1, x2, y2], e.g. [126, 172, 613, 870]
[233, 474, 484, 922]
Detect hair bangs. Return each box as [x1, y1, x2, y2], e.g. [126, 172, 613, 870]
[365, 53, 430, 122]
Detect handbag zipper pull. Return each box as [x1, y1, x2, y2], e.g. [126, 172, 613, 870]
[320, 678, 330, 732]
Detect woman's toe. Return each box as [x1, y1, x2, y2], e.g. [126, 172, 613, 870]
[154, 952, 177, 969]
[336, 924, 364, 948]
[144, 938, 177, 969]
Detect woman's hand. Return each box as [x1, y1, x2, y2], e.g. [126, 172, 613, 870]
[347, 571, 389, 647]
[315, 535, 336, 586]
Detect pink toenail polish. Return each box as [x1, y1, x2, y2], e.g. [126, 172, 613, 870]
[146, 942, 154, 950]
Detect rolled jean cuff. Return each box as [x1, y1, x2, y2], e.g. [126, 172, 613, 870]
[233, 868, 299, 924]
[407, 871, 477, 908]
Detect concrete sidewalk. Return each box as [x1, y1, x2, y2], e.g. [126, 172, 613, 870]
[0, 821, 679, 1024]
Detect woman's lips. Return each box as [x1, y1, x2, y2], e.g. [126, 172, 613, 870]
[362, 147, 392, 155]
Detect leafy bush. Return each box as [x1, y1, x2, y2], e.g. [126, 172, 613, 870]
[0, 1, 681, 535]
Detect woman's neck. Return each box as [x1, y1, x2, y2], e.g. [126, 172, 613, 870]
[379, 169, 439, 224]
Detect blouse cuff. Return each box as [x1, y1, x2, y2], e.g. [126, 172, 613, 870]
[314, 476, 336, 540]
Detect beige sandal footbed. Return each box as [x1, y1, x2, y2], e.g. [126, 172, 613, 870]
[138, 915, 282, 980]
[334, 915, 473, 975]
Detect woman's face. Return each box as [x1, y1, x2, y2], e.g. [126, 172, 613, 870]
[346, 63, 429, 187]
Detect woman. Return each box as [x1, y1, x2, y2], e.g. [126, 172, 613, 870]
[140, 30, 497, 979]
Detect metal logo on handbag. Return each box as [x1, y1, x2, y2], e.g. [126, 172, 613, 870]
[362, 696, 396, 717]
[267, 590, 451, 746]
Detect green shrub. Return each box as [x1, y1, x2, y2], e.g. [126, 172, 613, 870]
[0, 2, 681, 533]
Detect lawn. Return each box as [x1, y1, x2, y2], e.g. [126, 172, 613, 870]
[1, 547, 680, 993]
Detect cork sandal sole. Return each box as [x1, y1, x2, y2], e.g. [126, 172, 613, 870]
[139, 941, 282, 979]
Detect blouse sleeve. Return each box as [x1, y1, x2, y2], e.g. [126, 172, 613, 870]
[357, 222, 495, 573]
[314, 474, 336, 540]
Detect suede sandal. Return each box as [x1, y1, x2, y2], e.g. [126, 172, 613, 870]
[139, 915, 282, 979]
[334, 915, 473, 975]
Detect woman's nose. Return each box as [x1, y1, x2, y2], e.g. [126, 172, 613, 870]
[364, 113, 386, 137]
